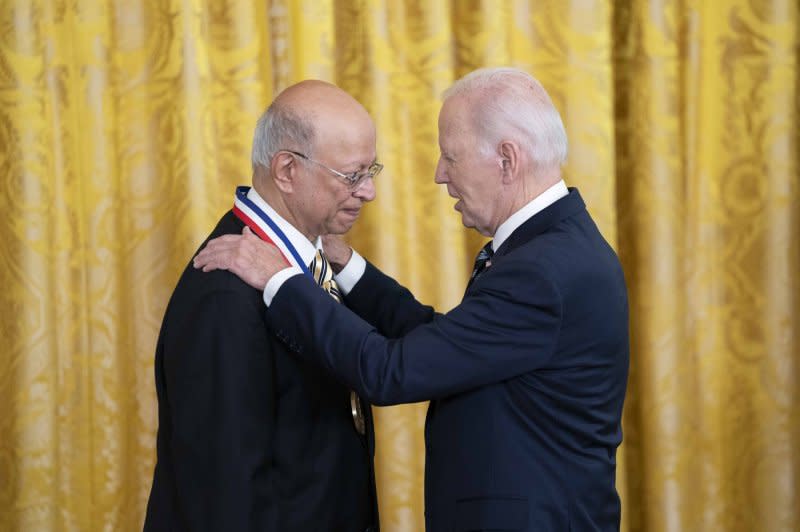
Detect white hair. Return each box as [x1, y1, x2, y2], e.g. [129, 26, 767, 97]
[251, 102, 315, 172]
[443, 67, 568, 170]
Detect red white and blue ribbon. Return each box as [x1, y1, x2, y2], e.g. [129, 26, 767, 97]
[232, 186, 312, 278]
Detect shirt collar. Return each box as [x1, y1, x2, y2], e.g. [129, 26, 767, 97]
[246, 187, 321, 266]
[493, 179, 569, 252]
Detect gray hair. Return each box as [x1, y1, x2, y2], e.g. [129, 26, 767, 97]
[443, 67, 568, 170]
[251, 102, 315, 172]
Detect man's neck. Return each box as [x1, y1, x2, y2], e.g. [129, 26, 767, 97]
[491, 178, 568, 251]
[253, 183, 318, 243]
[487, 174, 561, 236]
[514, 173, 561, 215]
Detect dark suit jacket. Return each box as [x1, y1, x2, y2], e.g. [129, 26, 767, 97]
[144, 211, 378, 532]
[268, 189, 629, 531]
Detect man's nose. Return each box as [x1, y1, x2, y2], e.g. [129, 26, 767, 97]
[434, 160, 447, 184]
[353, 176, 376, 201]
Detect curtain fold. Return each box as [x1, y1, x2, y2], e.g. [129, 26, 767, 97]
[0, 1, 796, 530]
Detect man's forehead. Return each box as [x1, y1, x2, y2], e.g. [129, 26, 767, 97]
[439, 108, 472, 139]
[441, 91, 475, 119]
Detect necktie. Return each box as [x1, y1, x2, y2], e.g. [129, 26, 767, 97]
[309, 249, 366, 435]
[468, 241, 494, 287]
[309, 249, 342, 303]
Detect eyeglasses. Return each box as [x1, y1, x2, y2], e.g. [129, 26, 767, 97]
[283, 150, 383, 190]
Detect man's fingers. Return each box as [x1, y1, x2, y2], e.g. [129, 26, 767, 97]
[206, 233, 243, 247]
[194, 246, 233, 270]
[194, 227, 287, 289]
[194, 233, 249, 269]
[193, 248, 212, 268]
[194, 250, 222, 271]
[195, 237, 264, 270]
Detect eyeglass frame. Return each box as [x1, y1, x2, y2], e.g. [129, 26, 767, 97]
[282, 149, 383, 190]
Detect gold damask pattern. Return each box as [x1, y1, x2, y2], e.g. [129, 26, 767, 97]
[0, 1, 796, 531]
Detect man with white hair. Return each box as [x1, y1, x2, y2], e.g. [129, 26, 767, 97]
[195, 67, 629, 531]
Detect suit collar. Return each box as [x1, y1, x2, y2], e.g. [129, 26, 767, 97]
[494, 187, 586, 257]
[493, 180, 568, 252]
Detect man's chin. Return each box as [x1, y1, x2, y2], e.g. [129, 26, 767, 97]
[330, 220, 357, 235]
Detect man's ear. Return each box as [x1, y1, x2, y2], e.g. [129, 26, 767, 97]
[498, 140, 519, 184]
[271, 151, 297, 193]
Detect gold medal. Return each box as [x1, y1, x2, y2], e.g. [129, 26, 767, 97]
[350, 390, 366, 435]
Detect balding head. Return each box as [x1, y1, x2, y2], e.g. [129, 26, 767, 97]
[251, 80, 374, 172]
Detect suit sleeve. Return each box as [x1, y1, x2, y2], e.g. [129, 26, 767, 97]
[270, 257, 561, 406]
[344, 261, 436, 337]
[163, 288, 276, 531]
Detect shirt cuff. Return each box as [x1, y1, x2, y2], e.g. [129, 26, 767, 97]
[263, 266, 303, 306]
[333, 250, 366, 295]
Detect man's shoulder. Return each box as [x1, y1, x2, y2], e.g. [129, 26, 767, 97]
[207, 209, 244, 239]
[498, 212, 621, 287]
[163, 211, 264, 315]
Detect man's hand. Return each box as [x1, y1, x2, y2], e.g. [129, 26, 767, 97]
[193, 226, 289, 290]
[321, 235, 353, 273]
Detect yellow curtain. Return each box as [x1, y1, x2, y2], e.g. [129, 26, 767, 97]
[1, 1, 797, 530]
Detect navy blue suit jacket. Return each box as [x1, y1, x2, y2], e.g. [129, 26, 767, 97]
[270, 189, 629, 531]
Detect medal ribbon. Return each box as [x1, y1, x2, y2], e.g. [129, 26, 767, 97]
[232, 186, 312, 278]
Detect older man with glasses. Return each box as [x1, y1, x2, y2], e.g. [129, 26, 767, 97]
[144, 80, 381, 532]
